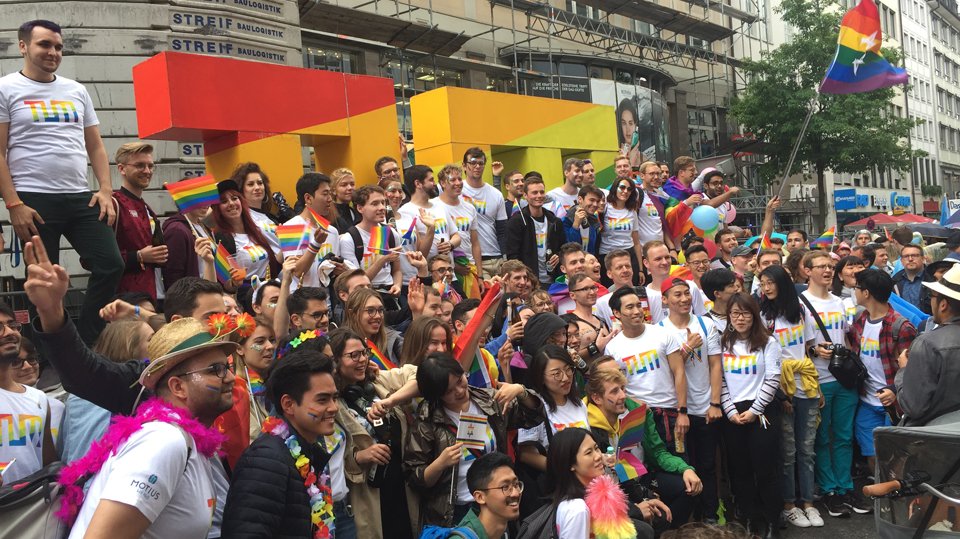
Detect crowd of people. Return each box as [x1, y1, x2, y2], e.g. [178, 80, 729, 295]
[3, 18, 960, 539]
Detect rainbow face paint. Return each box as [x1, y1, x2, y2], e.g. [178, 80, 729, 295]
[206, 385, 221, 392]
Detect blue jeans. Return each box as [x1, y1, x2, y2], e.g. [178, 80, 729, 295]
[815, 381, 857, 495]
[333, 500, 356, 539]
[782, 397, 819, 503]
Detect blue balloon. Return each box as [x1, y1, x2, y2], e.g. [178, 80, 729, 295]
[691, 205, 720, 231]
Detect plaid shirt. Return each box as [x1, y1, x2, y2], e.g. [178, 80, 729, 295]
[850, 308, 917, 389]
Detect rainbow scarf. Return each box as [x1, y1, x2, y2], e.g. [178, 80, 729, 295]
[366, 339, 397, 370]
[810, 225, 836, 247]
[819, 0, 908, 94]
[214, 242, 235, 283]
[164, 174, 219, 213]
[276, 224, 310, 255]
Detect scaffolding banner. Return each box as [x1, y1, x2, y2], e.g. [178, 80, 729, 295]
[527, 76, 592, 102]
[590, 79, 669, 165]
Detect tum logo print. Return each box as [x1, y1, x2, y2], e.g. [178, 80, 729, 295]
[24, 100, 79, 123]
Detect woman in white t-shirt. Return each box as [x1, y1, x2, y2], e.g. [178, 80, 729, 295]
[757, 266, 824, 528]
[599, 178, 643, 279]
[719, 293, 783, 537]
[211, 180, 281, 282]
[518, 345, 590, 473]
[547, 427, 647, 539]
[832, 256, 865, 327]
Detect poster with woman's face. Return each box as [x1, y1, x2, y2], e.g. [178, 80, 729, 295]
[635, 87, 655, 162]
[615, 83, 641, 168]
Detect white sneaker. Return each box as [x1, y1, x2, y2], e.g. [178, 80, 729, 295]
[804, 506, 825, 527]
[783, 507, 812, 528]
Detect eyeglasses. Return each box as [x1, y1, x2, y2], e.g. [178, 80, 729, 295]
[687, 260, 711, 267]
[364, 307, 385, 317]
[303, 310, 330, 320]
[901, 254, 922, 259]
[16, 357, 39, 368]
[433, 266, 454, 274]
[386, 186, 403, 193]
[0, 320, 23, 333]
[729, 311, 752, 320]
[123, 162, 156, 171]
[381, 167, 400, 176]
[572, 285, 600, 293]
[810, 264, 835, 272]
[178, 362, 234, 381]
[477, 481, 525, 495]
[341, 349, 370, 362]
[547, 366, 574, 381]
[466, 159, 486, 167]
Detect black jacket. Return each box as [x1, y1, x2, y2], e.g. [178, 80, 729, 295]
[222, 424, 333, 538]
[505, 206, 564, 283]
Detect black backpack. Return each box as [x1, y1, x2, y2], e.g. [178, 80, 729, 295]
[517, 502, 558, 539]
[0, 461, 69, 539]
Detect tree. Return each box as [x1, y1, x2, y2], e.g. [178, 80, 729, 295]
[730, 0, 921, 232]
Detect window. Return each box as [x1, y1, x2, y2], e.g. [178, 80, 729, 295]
[566, 1, 603, 19]
[559, 62, 588, 77]
[303, 46, 360, 74]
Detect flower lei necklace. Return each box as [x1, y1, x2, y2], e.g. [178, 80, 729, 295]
[262, 416, 335, 538]
[57, 398, 226, 524]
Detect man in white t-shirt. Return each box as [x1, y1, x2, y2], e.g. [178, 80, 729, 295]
[398, 165, 461, 286]
[0, 20, 123, 345]
[431, 164, 482, 290]
[636, 160, 666, 246]
[603, 286, 688, 448]
[596, 249, 635, 329]
[69, 317, 239, 539]
[460, 148, 508, 280]
[283, 173, 352, 290]
[643, 241, 708, 324]
[546, 158, 582, 219]
[0, 302, 55, 485]
[339, 185, 403, 294]
[658, 277, 723, 507]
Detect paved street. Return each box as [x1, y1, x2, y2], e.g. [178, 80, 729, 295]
[784, 511, 876, 538]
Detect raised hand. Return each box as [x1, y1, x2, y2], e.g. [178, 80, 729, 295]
[23, 236, 70, 323]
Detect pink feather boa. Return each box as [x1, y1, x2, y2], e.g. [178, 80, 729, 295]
[585, 474, 638, 539]
[56, 398, 225, 524]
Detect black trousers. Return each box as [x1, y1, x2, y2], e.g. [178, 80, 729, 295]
[721, 400, 783, 526]
[686, 414, 721, 519]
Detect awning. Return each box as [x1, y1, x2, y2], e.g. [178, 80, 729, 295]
[843, 212, 935, 228]
[299, 3, 470, 56]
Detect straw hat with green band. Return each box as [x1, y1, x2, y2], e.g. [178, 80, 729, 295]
[139, 317, 240, 391]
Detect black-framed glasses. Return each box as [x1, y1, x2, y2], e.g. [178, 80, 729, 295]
[466, 158, 486, 167]
[0, 321, 23, 333]
[810, 264, 835, 271]
[178, 362, 234, 380]
[341, 349, 370, 362]
[572, 285, 600, 293]
[303, 310, 330, 320]
[687, 260, 711, 267]
[729, 311, 752, 320]
[433, 266, 454, 274]
[364, 307, 385, 317]
[381, 167, 400, 176]
[16, 357, 39, 368]
[547, 366, 574, 381]
[477, 481, 525, 495]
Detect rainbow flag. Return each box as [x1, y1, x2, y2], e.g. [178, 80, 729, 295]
[164, 175, 219, 213]
[467, 348, 503, 389]
[306, 207, 331, 231]
[214, 242, 235, 283]
[547, 279, 569, 305]
[247, 370, 265, 397]
[433, 278, 462, 302]
[401, 218, 417, 245]
[820, 0, 908, 94]
[453, 282, 503, 362]
[454, 251, 482, 299]
[668, 265, 694, 282]
[656, 191, 695, 242]
[367, 339, 397, 370]
[366, 225, 390, 255]
[617, 404, 647, 450]
[276, 224, 310, 254]
[810, 225, 836, 247]
[614, 451, 648, 483]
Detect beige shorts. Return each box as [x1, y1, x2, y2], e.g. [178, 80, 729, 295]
[480, 257, 504, 281]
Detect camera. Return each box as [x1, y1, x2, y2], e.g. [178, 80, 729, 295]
[828, 344, 853, 369]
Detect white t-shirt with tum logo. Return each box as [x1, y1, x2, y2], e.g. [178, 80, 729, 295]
[0, 72, 100, 193]
[604, 324, 682, 408]
[0, 384, 49, 483]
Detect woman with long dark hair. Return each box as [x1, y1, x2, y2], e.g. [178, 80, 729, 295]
[720, 293, 783, 538]
[600, 178, 643, 278]
[327, 328, 420, 538]
[617, 98, 642, 168]
[211, 180, 281, 281]
[403, 353, 543, 527]
[399, 316, 452, 367]
[230, 162, 294, 224]
[342, 287, 403, 366]
[757, 266, 824, 528]
[832, 255, 865, 326]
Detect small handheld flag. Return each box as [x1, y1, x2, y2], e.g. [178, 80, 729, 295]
[810, 226, 836, 247]
[617, 404, 647, 451]
[306, 207, 330, 231]
[401, 218, 417, 245]
[214, 243, 236, 283]
[276, 224, 310, 255]
[367, 339, 397, 370]
[164, 175, 219, 213]
[819, 0, 908, 94]
[366, 225, 390, 255]
[452, 282, 503, 363]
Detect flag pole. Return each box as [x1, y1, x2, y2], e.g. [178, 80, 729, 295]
[775, 92, 820, 199]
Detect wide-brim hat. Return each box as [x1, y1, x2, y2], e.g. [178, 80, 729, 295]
[139, 318, 240, 391]
[923, 263, 960, 302]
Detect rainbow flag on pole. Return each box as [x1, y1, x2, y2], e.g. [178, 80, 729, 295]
[366, 339, 397, 370]
[276, 224, 310, 255]
[366, 225, 390, 255]
[810, 225, 836, 247]
[306, 207, 331, 231]
[164, 175, 219, 213]
[214, 242, 235, 283]
[819, 0, 908, 94]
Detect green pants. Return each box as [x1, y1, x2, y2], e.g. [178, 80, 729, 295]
[19, 191, 123, 344]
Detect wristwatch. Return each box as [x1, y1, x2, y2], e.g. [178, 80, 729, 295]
[678, 407, 688, 415]
[587, 343, 600, 358]
[709, 402, 722, 409]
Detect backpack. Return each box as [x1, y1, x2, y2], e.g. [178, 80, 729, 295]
[0, 461, 69, 539]
[517, 502, 558, 539]
[418, 525, 481, 539]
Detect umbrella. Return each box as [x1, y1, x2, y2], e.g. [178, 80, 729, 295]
[843, 213, 904, 229]
[907, 222, 956, 239]
[893, 213, 936, 224]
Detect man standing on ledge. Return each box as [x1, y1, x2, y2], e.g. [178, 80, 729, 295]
[0, 20, 122, 344]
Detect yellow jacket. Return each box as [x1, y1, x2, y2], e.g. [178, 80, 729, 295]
[781, 358, 819, 398]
